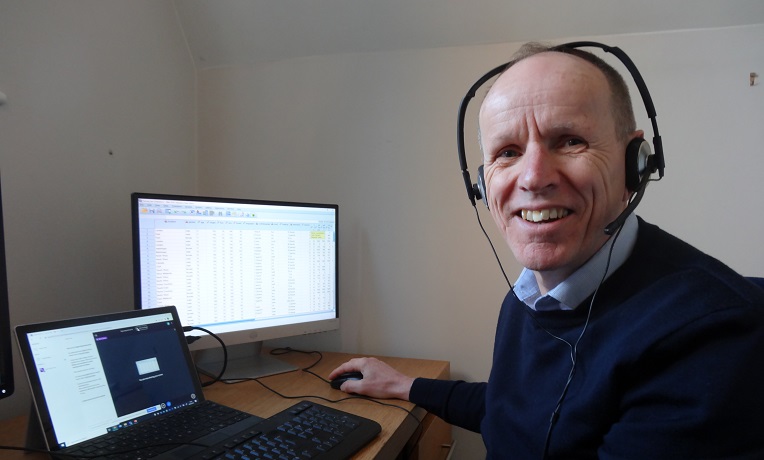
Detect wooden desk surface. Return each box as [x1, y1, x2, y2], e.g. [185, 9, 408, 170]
[0, 350, 449, 459]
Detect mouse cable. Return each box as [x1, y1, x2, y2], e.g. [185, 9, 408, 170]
[268, 347, 422, 423]
[183, 325, 228, 387]
[238, 374, 422, 424]
[269, 346, 324, 372]
[217, 346, 422, 425]
[268, 346, 330, 383]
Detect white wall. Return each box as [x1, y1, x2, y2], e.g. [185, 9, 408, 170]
[196, 25, 764, 457]
[0, 0, 196, 418]
[616, 28, 764, 273]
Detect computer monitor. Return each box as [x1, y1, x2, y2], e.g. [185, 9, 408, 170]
[131, 193, 339, 379]
[0, 175, 14, 400]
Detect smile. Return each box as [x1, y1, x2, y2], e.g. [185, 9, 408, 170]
[520, 208, 570, 223]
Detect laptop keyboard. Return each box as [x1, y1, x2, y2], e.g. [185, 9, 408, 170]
[62, 400, 251, 459]
[58, 400, 380, 460]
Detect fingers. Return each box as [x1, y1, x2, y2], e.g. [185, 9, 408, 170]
[340, 379, 363, 394]
[328, 357, 368, 380]
[328, 357, 414, 400]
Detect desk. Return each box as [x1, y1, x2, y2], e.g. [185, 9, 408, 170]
[0, 351, 452, 459]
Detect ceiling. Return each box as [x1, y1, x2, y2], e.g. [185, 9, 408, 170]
[173, 0, 764, 69]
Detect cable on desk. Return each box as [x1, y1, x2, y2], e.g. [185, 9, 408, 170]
[269, 346, 324, 372]
[1, 346, 427, 459]
[222, 346, 423, 425]
[227, 374, 426, 460]
[183, 325, 227, 387]
[212, 344, 426, 455]
[245, 374, 423, 425]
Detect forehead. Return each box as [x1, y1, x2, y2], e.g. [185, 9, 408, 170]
[480, 52, 611, 121]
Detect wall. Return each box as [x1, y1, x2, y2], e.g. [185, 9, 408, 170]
[196, 24, 764, 457]
[0, 0, 196, 418]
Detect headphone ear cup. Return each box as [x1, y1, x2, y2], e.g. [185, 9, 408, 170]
[477, 165, 489, 208]
[625, 138, 652, 191]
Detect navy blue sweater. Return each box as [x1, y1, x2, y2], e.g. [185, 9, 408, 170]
[410, 219, 764, 459]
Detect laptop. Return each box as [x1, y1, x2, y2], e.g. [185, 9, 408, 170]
[16, 306, 381, 459]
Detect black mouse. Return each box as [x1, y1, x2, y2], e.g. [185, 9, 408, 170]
[330, 371, 363, 390]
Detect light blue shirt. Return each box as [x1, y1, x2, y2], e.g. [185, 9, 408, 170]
[513, 213, 639, 311]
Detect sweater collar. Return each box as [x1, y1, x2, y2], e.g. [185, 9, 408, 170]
[514, 213, 639, 311]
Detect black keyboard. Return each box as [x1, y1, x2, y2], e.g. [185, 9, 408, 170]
[57, 401, 381, 460]
[191, 401, 382, 460]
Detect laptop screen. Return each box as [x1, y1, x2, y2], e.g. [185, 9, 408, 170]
[16, 306, 204, 450]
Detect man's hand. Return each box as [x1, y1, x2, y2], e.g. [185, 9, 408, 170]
[328, 357, 415, 400]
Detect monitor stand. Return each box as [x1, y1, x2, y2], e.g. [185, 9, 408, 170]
[193, 341, 297, 381]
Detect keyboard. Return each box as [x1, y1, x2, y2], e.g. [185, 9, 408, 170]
[191, 401, 382, 460]
[57, 401, 381, 460]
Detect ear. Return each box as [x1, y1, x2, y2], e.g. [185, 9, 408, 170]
[621, 184, 632, 204]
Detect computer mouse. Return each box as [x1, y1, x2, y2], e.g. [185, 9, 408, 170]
[330, 371, 363, 390]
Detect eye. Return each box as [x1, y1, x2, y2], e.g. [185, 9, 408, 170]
[560, 137, 588, 152]
[497, 148, 521, 159]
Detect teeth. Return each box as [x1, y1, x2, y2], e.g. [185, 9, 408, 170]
[521, 208, 569, 223]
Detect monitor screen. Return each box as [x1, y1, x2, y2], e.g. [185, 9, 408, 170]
[0, 175, 13, 400]
[131, 193, 338, 379]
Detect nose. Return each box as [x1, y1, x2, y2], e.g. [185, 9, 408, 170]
[517, 143, 558, 193]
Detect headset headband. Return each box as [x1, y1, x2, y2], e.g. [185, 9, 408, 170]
[457, 41, 665, 207]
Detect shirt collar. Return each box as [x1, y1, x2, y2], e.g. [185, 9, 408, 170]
[513, 213, 639, 311]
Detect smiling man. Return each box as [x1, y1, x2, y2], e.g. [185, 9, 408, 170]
[479, 49, 635, 293]
[330, 43, 764, 459]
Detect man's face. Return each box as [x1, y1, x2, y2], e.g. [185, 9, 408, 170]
[478, 52, 633, 289]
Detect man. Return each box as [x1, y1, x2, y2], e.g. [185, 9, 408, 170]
[330, 43, 764, 458]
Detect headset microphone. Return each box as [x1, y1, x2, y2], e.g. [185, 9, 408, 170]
[604, 137, 654, 235]
[605, 156, 652, 235]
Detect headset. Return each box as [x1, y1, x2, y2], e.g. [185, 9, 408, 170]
[456, 41, 665, 235]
